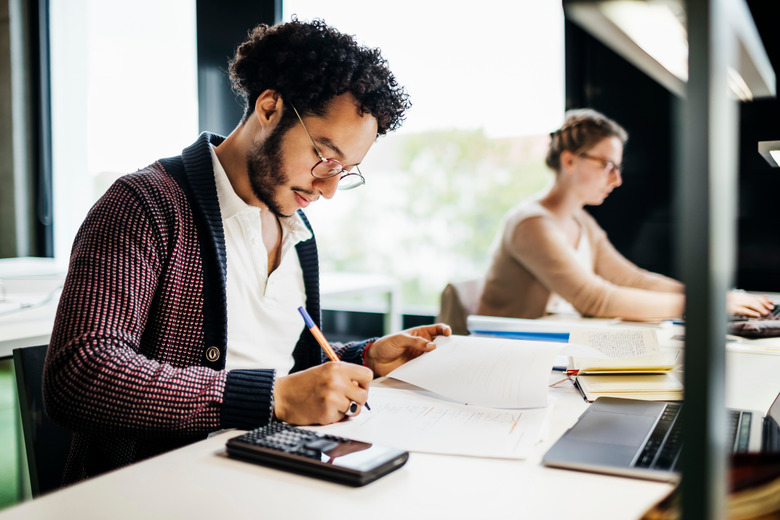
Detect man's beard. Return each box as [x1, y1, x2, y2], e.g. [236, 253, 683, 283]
[246, 124, 293, 218]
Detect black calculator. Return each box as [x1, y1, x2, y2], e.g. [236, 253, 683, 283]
[225, 423, 409, 486]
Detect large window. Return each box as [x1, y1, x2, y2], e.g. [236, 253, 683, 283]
[48, 1, 564, 313]
[49, 0, 198, 263]
[284, 0, 565, 311]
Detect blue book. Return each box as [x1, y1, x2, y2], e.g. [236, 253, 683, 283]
[470, 330, 570, 343]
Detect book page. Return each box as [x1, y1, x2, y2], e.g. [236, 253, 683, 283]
[568, 328, 660, 357]
[568, 328, 678, 373]
[385, 334, 562, 408]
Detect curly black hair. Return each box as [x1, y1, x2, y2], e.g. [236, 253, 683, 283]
[229, 17, 411, 137]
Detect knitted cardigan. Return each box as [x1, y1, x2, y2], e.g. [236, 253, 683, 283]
[43, 133, 371, 484]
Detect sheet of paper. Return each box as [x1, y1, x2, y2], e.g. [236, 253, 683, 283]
[308, 383, 552, 459]
[385, 334, 562, 408]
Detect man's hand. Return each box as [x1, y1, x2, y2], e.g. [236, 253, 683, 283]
[365, 323, 452, 377]
[273, 362, 373, 425]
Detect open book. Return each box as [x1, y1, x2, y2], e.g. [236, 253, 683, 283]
[567, 328, 683, 402]
[568, 328, 680, 374]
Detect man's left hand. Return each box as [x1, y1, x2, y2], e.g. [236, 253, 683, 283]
[364, 323, 451, 377]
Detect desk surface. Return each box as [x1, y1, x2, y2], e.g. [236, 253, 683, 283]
[320, 272, 402, 334]
[4, 344, 780, 520]
[0, 258, 65, 358]
[0, 376, 671, 520]
[3, 312, 780, 519]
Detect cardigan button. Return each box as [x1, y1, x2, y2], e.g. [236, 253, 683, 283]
[206, 346, 220, 362]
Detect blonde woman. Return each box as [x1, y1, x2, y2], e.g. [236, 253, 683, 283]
[477, 108, 772, 321]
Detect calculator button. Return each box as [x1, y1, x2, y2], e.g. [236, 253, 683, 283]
[303, 439, 339, 452]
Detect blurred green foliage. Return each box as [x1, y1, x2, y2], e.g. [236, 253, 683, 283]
[310, 129, 551, 311]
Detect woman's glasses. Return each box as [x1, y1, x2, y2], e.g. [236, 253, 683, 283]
[579, 153, 622, 175]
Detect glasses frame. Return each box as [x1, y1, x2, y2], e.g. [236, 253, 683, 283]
[579, 152, 622, 175]
[290, 104, 366, 191]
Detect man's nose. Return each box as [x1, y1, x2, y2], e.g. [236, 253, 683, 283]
[315, 175, 340, 199]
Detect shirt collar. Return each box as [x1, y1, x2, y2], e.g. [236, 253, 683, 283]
[210, 144, 313, 244]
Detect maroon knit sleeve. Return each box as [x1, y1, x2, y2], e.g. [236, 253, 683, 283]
[44, 171, 227, 437]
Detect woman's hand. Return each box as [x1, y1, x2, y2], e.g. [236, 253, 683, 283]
[727, 290, 774, 318]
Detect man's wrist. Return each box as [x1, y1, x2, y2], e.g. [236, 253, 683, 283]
[363, 341, 375, 368]
[221, 368, 276, 430]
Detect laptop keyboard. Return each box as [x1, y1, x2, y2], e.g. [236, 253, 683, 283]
[633, 404, 749, 472]
[732, 304, 780, 321]
[635, 403, 683, 471]
[730, 411, 753, 452]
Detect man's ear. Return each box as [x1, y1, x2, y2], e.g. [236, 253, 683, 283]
[253, 90, 284, 129]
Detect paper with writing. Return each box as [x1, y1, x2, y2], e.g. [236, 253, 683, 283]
[308, 383, 551, 459]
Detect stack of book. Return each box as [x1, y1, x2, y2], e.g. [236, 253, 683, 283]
[467, 315, 684, 402]
[567, 328, 683, 402]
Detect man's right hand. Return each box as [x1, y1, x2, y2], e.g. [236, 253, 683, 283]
[272, 362, 373, 425]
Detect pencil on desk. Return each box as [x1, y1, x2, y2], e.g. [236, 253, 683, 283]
[297, 306, 370, 411]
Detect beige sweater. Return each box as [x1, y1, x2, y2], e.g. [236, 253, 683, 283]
[477, 200, 684, 321]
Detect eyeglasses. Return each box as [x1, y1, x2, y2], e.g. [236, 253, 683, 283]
[579, 153, 622, 175]
[290, 104, 366, 190]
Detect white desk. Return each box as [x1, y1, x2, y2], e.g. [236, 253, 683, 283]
[0, 373, 670, 520]
[320, 272, 403, 334]
[4, 309, 780, 519]
[0, 258, 65, 358]
[4, 345, 779, 520]
[0, 305, 60, 359]
[0, 267, 402, 359]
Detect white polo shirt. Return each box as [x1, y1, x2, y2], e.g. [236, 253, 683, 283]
[210, 145, 313, 374]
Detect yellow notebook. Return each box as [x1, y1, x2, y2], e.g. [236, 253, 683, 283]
[571, 352, 679, 374]
[574, 373, 683, 402]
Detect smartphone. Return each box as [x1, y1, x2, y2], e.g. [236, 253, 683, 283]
[225, 423, 408, 486]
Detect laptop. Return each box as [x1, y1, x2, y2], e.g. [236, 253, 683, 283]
[542, 391, 780, 482]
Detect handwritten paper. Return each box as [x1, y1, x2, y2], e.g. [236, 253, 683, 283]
[385, 334, 562, 408]
[309, 381, 552, 459]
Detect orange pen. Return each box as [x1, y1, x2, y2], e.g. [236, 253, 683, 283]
[297, 306, 370, 411]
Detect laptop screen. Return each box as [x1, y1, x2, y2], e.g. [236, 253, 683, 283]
[768, 391, 780, 426]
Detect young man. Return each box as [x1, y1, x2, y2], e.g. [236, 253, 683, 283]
[44, 18, 450, 485]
